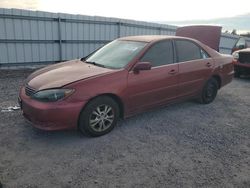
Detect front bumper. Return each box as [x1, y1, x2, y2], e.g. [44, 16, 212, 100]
[19, 87, 86, 131]
[234, 61, 250, 68]
[234, 62, 250, 74]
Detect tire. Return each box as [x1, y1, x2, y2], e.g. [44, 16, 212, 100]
[199, 78, 218, 104]
[78, 96, 119, 137]
[234, 68, 241, 78]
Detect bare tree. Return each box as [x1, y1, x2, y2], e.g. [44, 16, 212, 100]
[231, 29, 237, 35]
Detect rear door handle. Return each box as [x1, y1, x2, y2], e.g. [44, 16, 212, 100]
[206, 62, 212, 67]
[168, 69, 177, 75]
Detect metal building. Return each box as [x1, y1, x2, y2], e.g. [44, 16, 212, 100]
[0, 8, 249, 68]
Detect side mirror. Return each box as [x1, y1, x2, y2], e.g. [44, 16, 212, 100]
[133, 62, 152, 73]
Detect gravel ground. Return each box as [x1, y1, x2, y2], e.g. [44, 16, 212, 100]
[0, 69, 250, 188]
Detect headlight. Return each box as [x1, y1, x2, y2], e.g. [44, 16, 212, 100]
[232, 52, 239, 60]
[32, 89, 74, 102]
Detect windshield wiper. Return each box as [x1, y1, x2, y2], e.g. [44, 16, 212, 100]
[84, 61, 106, 68]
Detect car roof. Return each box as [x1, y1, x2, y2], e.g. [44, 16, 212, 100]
[118, 35, 222, 58]
[118, 35, 190, 43]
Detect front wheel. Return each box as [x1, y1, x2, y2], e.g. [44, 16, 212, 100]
[78, 96, 119, 137]
[199, 78, 218, 104]
[234, 67, 241, 78]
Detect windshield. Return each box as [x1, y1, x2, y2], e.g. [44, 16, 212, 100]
[86, 40, 147, 69]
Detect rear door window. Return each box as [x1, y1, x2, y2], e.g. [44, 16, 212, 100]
[175, 40, 203, 62]
[140, 40, 174, 67]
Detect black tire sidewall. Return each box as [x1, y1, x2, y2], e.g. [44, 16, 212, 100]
[234, 67, 241, 77]
[201, 78, 218, 104]
[78, 96, 119, 137]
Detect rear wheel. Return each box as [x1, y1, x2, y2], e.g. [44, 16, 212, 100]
[199, 78, 218, 104]
[78, 96, 119, 137]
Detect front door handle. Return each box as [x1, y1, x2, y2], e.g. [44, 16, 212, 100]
[168, 69, 177, 75]
[206, 62, 212, 67]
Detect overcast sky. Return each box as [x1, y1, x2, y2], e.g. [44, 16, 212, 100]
[0, 0, 250, 21]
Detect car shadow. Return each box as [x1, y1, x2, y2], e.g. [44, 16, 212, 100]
[234, 75, 250, 81]
[23, 124, 88, 143]
[117, 100, 196, 129]
[20, 96, 228, 143]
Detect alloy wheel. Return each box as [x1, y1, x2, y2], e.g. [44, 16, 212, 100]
[89, 104, 114, 132]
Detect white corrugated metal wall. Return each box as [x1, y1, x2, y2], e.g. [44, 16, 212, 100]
[0, 8, 249, 68]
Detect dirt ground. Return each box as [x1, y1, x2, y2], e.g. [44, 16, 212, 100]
[0, 69, 250, 188]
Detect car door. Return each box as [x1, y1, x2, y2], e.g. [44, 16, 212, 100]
[174, 39, 214, 98]
[126, 40, 179, 114]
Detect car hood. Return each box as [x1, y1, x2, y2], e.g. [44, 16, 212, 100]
[26, 59, 115, 90]
[236, 48, 250, 53]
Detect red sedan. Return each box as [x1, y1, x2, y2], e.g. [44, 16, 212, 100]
[19, 35, 234, 136]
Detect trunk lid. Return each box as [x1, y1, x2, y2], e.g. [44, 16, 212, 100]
[176, 25, 222, 52]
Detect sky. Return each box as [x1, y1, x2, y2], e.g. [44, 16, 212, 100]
[0, 0, 250, 22]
